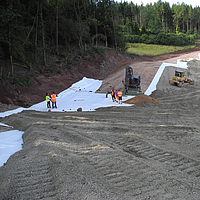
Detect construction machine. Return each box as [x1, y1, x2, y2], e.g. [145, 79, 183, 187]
[106, 65, 143, 98]
[169, 70, 194, 87]
[123, 65, 142, 95]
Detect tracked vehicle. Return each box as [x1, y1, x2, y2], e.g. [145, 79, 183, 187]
[122, 65, 143, 95]
[169, 70, 194, 87]
[106, 65, 143, 98]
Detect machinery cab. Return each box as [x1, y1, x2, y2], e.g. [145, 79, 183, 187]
[132, 75, 141, 87]
[172, 70, 187, 82]
[174, 70, 186, 78]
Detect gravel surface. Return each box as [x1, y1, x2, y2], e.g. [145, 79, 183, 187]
[1, 54, 200, 199]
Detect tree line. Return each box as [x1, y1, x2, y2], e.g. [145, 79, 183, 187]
[0, 0, 200, 65]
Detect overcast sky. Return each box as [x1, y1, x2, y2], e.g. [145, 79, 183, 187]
[114, 0, 199, 8]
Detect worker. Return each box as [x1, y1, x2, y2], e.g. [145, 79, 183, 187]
[111, 89, 115, 102]
[46, 93, 51, 108]
[118, 90, 123, 104]
[51, 92, 57, 108]
[115, 90, 119, 103]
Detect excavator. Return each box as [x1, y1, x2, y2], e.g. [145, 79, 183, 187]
[106, 65, 143, 98]
[169, 70, 194, 87]
[123, 65, 142, 94]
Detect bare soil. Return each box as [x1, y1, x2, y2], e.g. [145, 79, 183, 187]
[1, 46, 200, 107]
[1, 49, 200, 199]
[124, 94, 161, 104]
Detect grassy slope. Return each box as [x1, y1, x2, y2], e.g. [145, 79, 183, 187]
[126, 43, 196, 56]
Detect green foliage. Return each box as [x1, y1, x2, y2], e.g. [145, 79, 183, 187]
[140, 26, 147, 35]
[157, 33, 168, 45]
[11, 77, 31, 86]
[125, 35, 140, 43]
[86, 47, 105, 57]
[148, 18, 163, 34]
[130, 21, 140, 35]
[148, 34, 158, 44]
[127, 52, 141, 57]
[125, 20, 140, 35]
[116, 31, 127, 52]
[0, 0, 200, 66]
[132, 32, 196, 46]
[95, 47, 105, 56]
[187, 29, 194, 35]
[139, 34, 149, 43]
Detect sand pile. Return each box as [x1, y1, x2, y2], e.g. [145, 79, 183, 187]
[124, 94, 160, 104]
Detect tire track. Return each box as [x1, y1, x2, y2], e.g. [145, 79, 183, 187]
[50, 114, 200, 183]
[0, 150, 58, 200]
[15, 162, 56, 199]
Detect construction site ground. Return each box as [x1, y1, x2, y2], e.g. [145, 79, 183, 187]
[1, 51, 200, 199]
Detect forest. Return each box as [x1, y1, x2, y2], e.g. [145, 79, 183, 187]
[0, 0, 200, 65]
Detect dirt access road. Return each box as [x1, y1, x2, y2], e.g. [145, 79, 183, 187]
[97, 50, 200, 93]
[1, 52, 200, 199]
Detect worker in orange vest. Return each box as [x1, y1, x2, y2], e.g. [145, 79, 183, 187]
[51, 92, 57, 108]
[117, 90, 123, 104]
[111, 89, 115, 102]
[115, 90, 119, 103]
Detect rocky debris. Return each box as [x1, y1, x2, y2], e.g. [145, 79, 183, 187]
[124, 94, 160, 104]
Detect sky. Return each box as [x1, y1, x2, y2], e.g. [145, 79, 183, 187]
[0, 55, 198, 167]
[115, 0, 199, 8]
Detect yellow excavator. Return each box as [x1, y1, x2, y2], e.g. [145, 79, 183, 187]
[169, 70, 194, 87]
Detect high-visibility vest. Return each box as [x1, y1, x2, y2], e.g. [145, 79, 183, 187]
[116, 96, 119, 102]
[46, 95, 51, 102]
[51, 94, 56, 102]
[118, 91, 122, 97]
[111, 90, 114, 95]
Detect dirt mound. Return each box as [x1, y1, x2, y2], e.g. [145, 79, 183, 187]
[124, 94, 160, 104]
